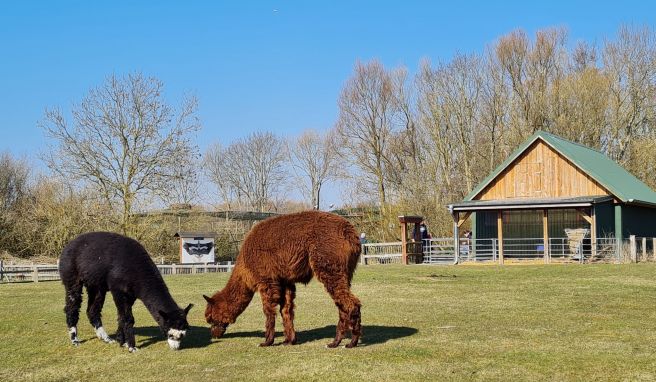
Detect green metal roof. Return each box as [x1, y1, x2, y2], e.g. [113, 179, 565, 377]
[465, 131, 656, 206]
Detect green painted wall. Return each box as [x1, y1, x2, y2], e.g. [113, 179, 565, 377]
[594, 201, 615, 238]
[476, 211, 498, 239]
[621, 205, 656, 237]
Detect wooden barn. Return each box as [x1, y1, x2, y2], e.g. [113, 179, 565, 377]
[448, 131, 656, 263]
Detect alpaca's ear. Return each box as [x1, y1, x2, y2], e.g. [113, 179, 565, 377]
[159, 310, 168, 320]
[203, 295, 214, 304]
[184, 303, 194, 315]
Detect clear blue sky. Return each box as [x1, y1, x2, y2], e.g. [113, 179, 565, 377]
[1, 1, 655, 206]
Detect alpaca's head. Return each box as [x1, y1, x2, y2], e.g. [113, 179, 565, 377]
[203, 294, 232, 338]
[159, 303, 193, 350]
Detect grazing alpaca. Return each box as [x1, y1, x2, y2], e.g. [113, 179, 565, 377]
[204, 211, 362, 348]
[59, 232, 193, 352]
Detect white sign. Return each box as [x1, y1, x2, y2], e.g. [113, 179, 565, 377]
[180, 237, 215, 264]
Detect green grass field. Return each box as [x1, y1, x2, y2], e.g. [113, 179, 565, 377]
[1, 264, 656, 381]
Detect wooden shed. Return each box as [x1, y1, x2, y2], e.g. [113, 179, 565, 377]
[448, 131, 656, 262]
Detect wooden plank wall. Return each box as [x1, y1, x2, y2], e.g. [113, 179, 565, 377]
[477, 141, 610, 200]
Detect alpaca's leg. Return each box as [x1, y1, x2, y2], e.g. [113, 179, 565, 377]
[327, 309, 348, 348]
[111, 290, 126, 346]
[64, 281, 83, 346]
[258, 282, 281, 347]
[112, 291, 137, 352]
[86, 287, 112, 343]
[345, 304, 362, 348]
[314, 272, 362, 348]
[280, 284, 297, 345]
[122, 303, 137, 352]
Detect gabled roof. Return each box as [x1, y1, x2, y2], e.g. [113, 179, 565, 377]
[465, 131, 656, 206]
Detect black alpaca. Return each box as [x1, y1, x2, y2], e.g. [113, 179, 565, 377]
[59, 232, 193, 352]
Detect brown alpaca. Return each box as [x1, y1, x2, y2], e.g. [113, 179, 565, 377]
[203, 210, 362, 348]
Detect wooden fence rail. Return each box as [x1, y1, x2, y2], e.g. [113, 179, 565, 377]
[0, 261, 235, 284]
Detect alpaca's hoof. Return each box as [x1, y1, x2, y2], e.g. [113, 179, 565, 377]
[95, 327, 114, 344]
[345, 342, 357, 348]
[128, 346, 138, 353]
[71, 339, 80, 346]
[259, 341, 273, 347]
[282, 339, 297, 346]
[326, 341, 340, 348]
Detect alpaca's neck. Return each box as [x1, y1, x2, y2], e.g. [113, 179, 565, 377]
[221, 273, 255, 322]
[140, 280, 179, 328]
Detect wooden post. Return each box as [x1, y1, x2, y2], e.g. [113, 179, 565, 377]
[453, 212, 460, 264]
[492, 239, 497, 262]
[630, 235, 636, 263]
[497, 211, 504, 265]
[575, 208, 595, 263]
[455, 212, 471, 263]
[653, 238, 656, 262]
[0, 260, 3, 282]
[642, 237, 647, 262]
[590, 207, 597, 260]
[400, 222, 408, 265]
[172, 264, 177, 275]
[179, 238, 183, 264]
[614, 204, 623, 258]
[33, 266, 39, 283]
[542, 209, 549, 264]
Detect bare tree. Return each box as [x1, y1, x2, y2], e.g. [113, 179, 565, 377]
[205, 132, 288, 212]
[0, 152, 30, 213]
[40, 73, 200, 234]
[436, 53, 483, 192]
[496, 28, 567, 137]
[204, 142, 242, 210]
[416, 59, 461, 201]
[602, 25, 656, 165]
[288, 129, 338, 210]
[0, 152, 30, 252]
[162, 152, 202, 207]
[479, 47, 511, 173]
[336, 60, 406, 211]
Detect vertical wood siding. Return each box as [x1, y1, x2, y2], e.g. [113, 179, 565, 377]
[477, 141, 609, 200]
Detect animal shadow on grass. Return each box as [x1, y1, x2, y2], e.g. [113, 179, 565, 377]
[133, 325, 211, 349]
[222, 325, 418, 347]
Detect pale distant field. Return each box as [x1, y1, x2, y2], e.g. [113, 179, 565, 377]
[1, 264, 655, 381]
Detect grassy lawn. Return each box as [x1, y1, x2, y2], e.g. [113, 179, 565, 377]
[1, 264, 656, 381]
